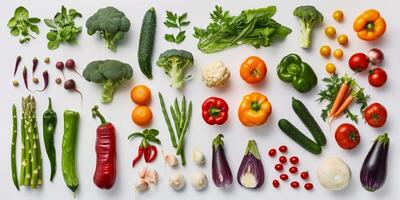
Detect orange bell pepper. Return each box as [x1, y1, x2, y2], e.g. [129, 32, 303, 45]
[353, 9, 386, 41]
[238, 92, 272, 127]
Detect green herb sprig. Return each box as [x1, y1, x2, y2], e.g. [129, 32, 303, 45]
[164, 11, 190, 44]
[44, 6, 82, 50]
[7, 6, 41, 44]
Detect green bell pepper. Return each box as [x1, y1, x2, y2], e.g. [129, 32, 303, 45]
[277, 53, 317, 93]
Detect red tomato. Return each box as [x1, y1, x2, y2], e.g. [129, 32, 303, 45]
[335, 123, 360, 150]
[279, 156, 287, 164]
[289, 166, 298, 174]
[289, 156, 299, 164]
[280, 174, 289, 181]
[300, 171, 309, 180]
[278, 145, 288, 153]
[349, 53, 369, 72]
[368, 68, 387, 87]
[275, 164, 284, 171]
[304, 183, 314, 190]
[364, 103, 387, 128]
[268, 148, 277, 157]
[272, 180, 280, 188]
[290, 181, 300, 189]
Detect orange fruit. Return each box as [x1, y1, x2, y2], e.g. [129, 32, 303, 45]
[131, 106, 153, 126]
[130, 85, 151, 105]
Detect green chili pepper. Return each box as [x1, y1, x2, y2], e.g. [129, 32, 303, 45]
[11, 105, 19, 190]
[43, 97, 57, 182]
[62, 110, 80, 192]
[277, 53, 318, 93]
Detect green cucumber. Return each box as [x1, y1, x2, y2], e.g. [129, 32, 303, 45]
[62, 110, 80, 192]
[138, 7, 157, 79]
[291, 97, 326, 146]
[278, 119, 321, 155]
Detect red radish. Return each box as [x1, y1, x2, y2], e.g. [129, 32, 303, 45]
[279, 145, 288, 153]
[56, 61, 65, 79]
[289, 156, 299, 164]
[65, 59, 81, 76]
[274, 164, 284, 171]
[300, 171, 309, 180]
[37, 70, 49, 92]
[304, 183, 314, 190]
[279, 156, 287, 164]
[289, 166, 298, 174]
[368, 48, 384, 65]
[32, 57, 39, 74]
[22, 66, 31, 92]
[272, 180, 280, 188]
[279, 174, 288, 181]
[268, 149, 277, 157]
[290, 181, 300, 189]
[64, 79, 82, 101]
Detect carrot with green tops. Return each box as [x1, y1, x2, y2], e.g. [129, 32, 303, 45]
[331, 95, 353, 118]
[329, 82, 349, 117]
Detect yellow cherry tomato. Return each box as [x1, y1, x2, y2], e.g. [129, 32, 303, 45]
[333, 10, 344, 22]
[320, 45, 331, 57]
[333, 49, 344, 59]
[337, 34, 349, 45]
[324, 26, 336, 38]
[325, 63, 336, 74]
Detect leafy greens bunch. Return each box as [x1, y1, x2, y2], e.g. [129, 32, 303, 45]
[44, 6, 82, 50]
[164, 11, 190, 44]
[7, 6, 41, 44]
[194, 6, 292, 53]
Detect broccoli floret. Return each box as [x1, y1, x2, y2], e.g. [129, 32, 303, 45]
[83, 60, 133, 103]
[293, 5, 323, 48]
[86, 7, 130, 51]
[156, 49, 194, 89]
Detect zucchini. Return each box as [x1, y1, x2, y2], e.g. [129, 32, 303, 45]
[62, 110, 80, 192]
[291, 97, 326, 146]
[138, 7, 157, 79]
[278, 119, 321, 155]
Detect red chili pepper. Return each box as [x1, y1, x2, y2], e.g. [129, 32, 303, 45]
[147, 145, 158, 162]
[132, 146, 144, 167]
[143, 144, 151, 162]
[92, 106, 117, 190]
[201, 97, 229, 125]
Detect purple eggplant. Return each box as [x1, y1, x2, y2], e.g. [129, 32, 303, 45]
[212, 134, 233, 188]
[360, 133, 389, 192]
[237, 140, 264, 189]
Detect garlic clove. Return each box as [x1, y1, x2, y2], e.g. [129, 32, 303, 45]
[139, 167, 148, 179]
[169, 172, 186, 191]
[165, 154, 178, 167]
[135, 178, 149, 192]
[191, 171, 208, 190]
[192, 147, 206, 166]
[145, 168, 159, 185]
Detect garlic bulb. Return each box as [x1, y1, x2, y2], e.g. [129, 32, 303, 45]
[169, 172, 186, 191]
[191, 171, 207, 190]
[135, 178, 149, 192]
[192, 147, 205, 165]
[165, 154, 178, 167]
[144, 168, 159, 185]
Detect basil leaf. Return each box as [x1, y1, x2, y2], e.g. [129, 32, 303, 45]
[46, 31, 57, 41]
[14, 6, 29, 19]
[47, 40, 60, 50]
[44, 19, 58, 29]
[7, 17, 17, 28]
[28, 17, 41, 23]
[10, 28, 20, 36]
[30, 25, 39, 35]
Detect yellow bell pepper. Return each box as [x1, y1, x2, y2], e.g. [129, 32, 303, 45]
[238, 92, 272, 127]
[353, 9, 386, 41]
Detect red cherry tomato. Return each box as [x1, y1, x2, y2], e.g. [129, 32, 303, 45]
[275, 164, 284, 171]
[368, 68, 387, 87]
[335, 123, 360, 150]
[289, 156, 299, 164]
[279, 156, 287, 164]
[290, 181, 300, 189]
[349, 53, 369, 72]
[268, 148, 277, 157]
[300, 171, 309, 180]
[289, 166, 298, 174]
[280, 174, 289, 181]
[304, 183, 314, 190]
[272, 180, 280, 188]
[364, 103, 387, 128]
[278, 145, 288, 153]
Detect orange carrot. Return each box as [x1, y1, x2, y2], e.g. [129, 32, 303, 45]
[332, 95, 354, 118]
[329, 82, 349, 117]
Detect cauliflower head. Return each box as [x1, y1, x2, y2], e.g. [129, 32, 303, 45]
[201, 60, 230, 87]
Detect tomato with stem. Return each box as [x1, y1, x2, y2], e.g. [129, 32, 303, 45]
[335, 123, 360, 150]
[364, 103, 387, 128]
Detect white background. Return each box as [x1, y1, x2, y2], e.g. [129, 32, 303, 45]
[0, 0, 398, 199]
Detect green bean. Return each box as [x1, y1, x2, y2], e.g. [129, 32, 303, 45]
[170, 106, 181, 138]
[11, 105, 19, 190]
[177, 101, 192, 157]
[158, 92, 177, 148]
[180, 96, 186, 130]
[174, 98, 181, 120]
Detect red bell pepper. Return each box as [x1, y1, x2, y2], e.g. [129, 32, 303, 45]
[92, 106, 116, 190]
[202, 97, 229, 125]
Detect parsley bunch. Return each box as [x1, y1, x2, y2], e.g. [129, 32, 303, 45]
[44, 6, 82, 50]
[163, 11, 190, 44]
[7, 6, 41, 44]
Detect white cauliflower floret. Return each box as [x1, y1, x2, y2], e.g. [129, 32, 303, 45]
[201, 60, 230, 88]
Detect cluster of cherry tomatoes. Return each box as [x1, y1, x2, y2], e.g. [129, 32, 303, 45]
[268, 145, 314, 191]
